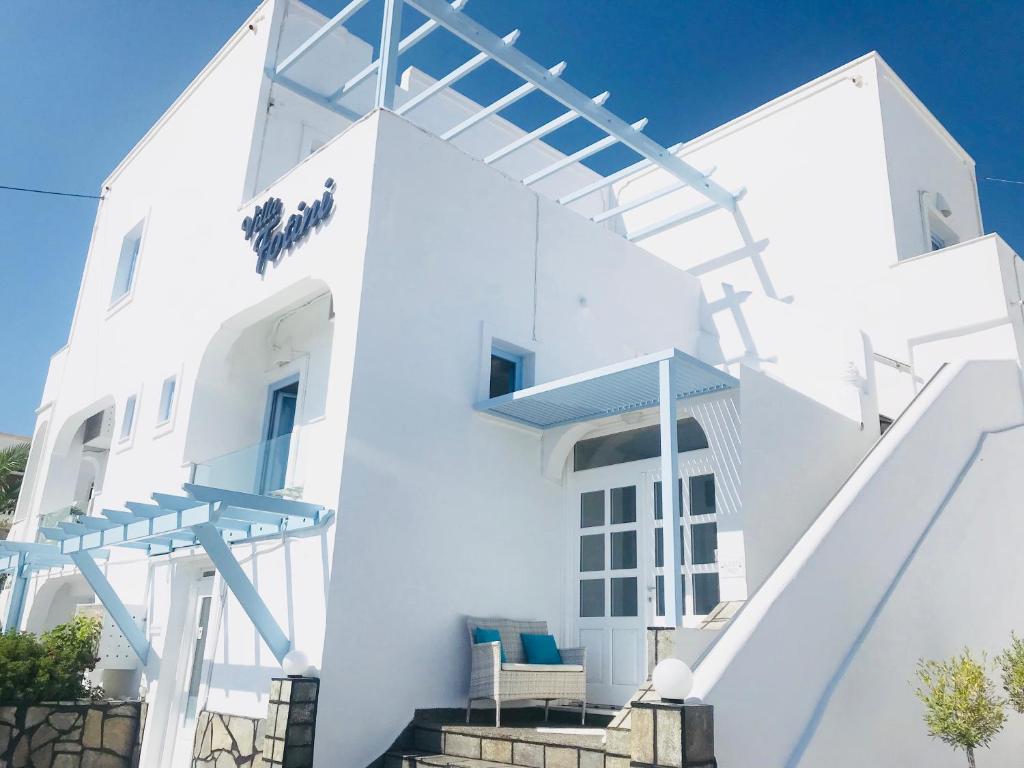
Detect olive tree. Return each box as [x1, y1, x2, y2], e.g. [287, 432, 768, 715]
[998, 632, 1024, 714]
[914, 650, 1006, 768]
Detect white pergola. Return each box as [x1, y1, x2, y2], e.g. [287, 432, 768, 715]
[269, 0, 743, 236]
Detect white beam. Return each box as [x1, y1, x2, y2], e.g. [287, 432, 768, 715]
[522, 118, 647, 186]
[402, 0, 735, 210]
[592, 179, 687, 223]
[395, 29, 519, 116]
[374, 0, 405, 109]
[484, 91, 609, 165]
[334, 0, 469, 103]
[557, 143, 685, 205]
[659, 359, 684, 626]
[440, 61, 566, 141]
[275, 0, 374, 76]
[626, 192, 742, 242]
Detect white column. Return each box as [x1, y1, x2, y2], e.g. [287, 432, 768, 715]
[659, 358, 684, 626]
[375, 0, 404, 109]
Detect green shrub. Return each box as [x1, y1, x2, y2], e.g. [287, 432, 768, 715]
[914, 650, 1006, 768]
[0, 615, 104, 704]
[998, 632, 1024, 714]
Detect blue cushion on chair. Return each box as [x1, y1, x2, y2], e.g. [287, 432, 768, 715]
[521, 633, 563, 665]
[474, 627, 507, 662]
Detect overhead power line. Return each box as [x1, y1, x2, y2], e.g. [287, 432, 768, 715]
[984, 177, 1024, 186]
[0, 184, 103, 200]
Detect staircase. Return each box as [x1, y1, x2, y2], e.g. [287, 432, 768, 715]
[380, 707, 631, 768]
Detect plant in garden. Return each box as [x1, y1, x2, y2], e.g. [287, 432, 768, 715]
[914, 650, 1006, 768]
[998, 632, 1024, 713]
[0, 615, 104, 703]
[0, 442, 30, 539]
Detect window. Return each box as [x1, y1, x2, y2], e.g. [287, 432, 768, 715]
[489, 348, 522, 398]
[574, 418, 708, 472]
[654, 473, 721, 619]
[917, 191, 959, 257]
[111, 222, 144, 304]
[119, 395, 137, 442]
[157, 376, 177, 424]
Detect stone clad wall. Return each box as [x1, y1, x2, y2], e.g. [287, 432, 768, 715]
[0, 701, 144, 768]
[191, 710, 266, 768]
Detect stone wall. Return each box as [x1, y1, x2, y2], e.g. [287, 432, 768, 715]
[191, 710, 266, 768]
[0, 700, 144, 768]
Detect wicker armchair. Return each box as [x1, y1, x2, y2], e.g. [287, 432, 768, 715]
[465, 616, 587, 727]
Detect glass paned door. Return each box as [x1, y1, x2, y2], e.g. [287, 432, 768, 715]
[571, 465, 650, 706]
[171, 573, 214, 768]
[652, 471, 721, 624]
[259, 380, 299, 494]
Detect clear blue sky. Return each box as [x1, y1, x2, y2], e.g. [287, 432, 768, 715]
[1, 0, 1021, 437]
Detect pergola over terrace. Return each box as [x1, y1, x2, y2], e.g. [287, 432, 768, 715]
[270, 0, 744, 240]
[2, 485, 332, 667]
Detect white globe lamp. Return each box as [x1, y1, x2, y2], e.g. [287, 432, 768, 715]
[652, 658, 693, 702]
[282, 649, 310, 678]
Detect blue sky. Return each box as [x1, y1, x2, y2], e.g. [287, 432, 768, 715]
[1, 0, 1021, 436]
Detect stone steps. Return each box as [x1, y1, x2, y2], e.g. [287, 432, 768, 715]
[380, 708, 627, 768]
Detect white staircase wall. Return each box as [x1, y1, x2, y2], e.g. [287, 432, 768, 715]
[690, 359, 1024, 767]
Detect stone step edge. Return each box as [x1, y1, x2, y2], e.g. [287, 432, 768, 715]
[412, 721, 608, 751]
[386, 750, 515, 768]
[409, 726, 610, 767]
[413, 729, 610, 765]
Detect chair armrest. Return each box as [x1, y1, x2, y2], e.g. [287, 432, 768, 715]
[471, 641, 502, 675]
[560, 646, 586, 667]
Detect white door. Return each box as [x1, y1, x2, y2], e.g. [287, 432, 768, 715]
[650, 452, 721, 626]
[569, 463, 652, 706]
[170, 571, 215, 768]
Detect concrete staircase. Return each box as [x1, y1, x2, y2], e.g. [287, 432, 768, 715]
[381, 707, 629, 768]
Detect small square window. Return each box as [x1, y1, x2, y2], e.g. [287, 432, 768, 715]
[610, 486, 636, 524]
[111, 222, 144, 304]
[610, 577, 638, 617]
[158, 376, 177, 424]
[655, 575, 687, 618]
[690, 474, 716, 516]
[489, 349, 522, 398]
[693, 573, 721, 616]
[580, 491, 604, 528]
[580, 534, 604, 572]
[579, 579, 604, 617]
[120, 395, 137, 442]
[654, 526, 685, 567]
[610, 530, 637, 570]
[691, 522, 718, 565]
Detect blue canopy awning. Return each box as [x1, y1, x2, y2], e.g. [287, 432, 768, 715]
[475, 348, 737, 430]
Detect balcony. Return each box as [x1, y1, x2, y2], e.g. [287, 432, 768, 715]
[192, 434, 303, 500]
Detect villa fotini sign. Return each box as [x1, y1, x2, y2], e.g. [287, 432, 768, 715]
[241, 178, 335, 275]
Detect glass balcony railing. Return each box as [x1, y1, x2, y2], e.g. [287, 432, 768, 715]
[191, 433, 301, 499]
[36, 501, 90, 542]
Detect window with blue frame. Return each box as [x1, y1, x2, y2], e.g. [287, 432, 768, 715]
[119, 395, 137, 442]
[489, 348, 522, 398]
[111, 221, 144, 304]
[157, 376, 177, 424]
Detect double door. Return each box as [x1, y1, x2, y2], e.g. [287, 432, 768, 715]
[568, 456, 720, 706]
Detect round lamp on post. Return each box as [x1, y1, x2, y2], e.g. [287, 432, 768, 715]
[282, 649, 310, 678]
[652, 658, 694, 703]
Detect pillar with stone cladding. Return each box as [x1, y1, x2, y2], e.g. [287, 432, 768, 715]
[629, 700, 715, 768]
[261, 677, 319, 768]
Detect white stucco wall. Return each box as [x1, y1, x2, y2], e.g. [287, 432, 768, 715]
[690, 359, 1024, 768]
[315, 109, 709, 768]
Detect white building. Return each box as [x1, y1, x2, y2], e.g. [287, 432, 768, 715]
[3, 1, 1023, 767]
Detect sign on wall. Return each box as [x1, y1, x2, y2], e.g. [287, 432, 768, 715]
[241, 178, 336, 275]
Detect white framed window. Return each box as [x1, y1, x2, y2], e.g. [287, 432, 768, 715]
[119, 395, 138, 443]
[489, 347, 524, 398]
[111, 220, 145, 305]
[918, 191, 959, 256]
[157, 376, 177, 425]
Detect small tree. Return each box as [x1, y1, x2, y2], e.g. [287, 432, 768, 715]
[998, 632, 1024, 713]
[914, 650, 1006, 768]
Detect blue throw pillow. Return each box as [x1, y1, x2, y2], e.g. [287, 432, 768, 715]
[521, 633, 562, 665]
[474, 627, 507, 663]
